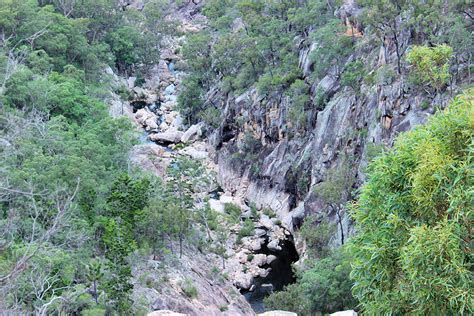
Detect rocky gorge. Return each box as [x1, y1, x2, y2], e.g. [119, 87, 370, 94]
[0, 0, 469, 314]
[107, 2, 307, 314]
[108, 0, 470, 315]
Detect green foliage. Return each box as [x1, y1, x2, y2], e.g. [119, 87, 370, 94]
[341, 60, 367, 93]
[350, 92, 473, 315]
[406, 44, 453, 91]
[317, 157, 353, 207]
[0, 0, 169, 313]
[375, 64, 396, 85]
[286, 79, 310, 130]
[238, 218, 255, 239]
[300, 215, 336, 259]
[264, 283, 310, 315]
[364, 142, 385, 163]
[81, 307, 107, 316]
[181, 279, 198, 299]
[314, 87, 329, 110]
[224, 203, 241, 223]
[106, 26, 143, 69]
[218, 304, 228, 312]
[262, 208, 276, 218]
[180, 0, 324, 124]
[264, 248, 356, 314]
[100, 175, 150, 313]
[311, 19, 354, 79]
[199, 106, 221, 128]
[298, 249, 357, 313]
[177, 74, 206, 125]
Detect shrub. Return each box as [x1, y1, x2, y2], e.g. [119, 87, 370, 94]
[287, 79, 310, 129]
[364, 142, 385, 163]
[300, 248, 357, 313]
[264, 248, 355, 315]
[218, 305, 228, 312]
[181, 279, 198, 299]
[224, 203, 241, 223]
[420, 99, 430, 110]
[350, 91, 473, 315]
[314, 87, 329, 110]
[81, 308, 107, 316]
[300, 215, 336, 258]
[262, 208, 276, 218]
[199, 106, 221, 128]
[249, 203, 259, 219]
[238, 219, 255, 238]
[264, 283, 310, 315]
[311, 19, 353, 78]
[376, 64, 396, 85]
[406, 44, 453, 91]
[341, 59, 366, 93]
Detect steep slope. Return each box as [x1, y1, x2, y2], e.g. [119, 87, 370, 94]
[189, 0, 471, 253]
[113, 0, 472, 314]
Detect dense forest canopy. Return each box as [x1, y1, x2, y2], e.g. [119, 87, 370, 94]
[0, 0, 472, 315]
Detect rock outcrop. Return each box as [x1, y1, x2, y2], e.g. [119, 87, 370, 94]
[204, 0, 463, 256]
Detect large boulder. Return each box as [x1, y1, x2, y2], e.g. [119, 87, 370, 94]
[147, 311, 186, 316]
[157, 60, 174, 85]
[149, 129, 184, 144]
[258, 311, 297, 316]
[179, 147, 208, 160]
[208, 199, 224, 213]
[164, 84, 176, 95]
[267, 239, 282, 252]
[129, 144, 170, 177]
[135, 108, 158, 130]
[181, 123, 203, 143]
[233, 271, 253, 290]
[330, 311, 358, 316]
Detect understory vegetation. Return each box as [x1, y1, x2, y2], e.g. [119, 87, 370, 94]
[179, 0, 472, 131]
[0, 0, 473, 315]
[350, 92, 473, 314]
[264, 90, 473, 316]
[0, 1, 213, 314]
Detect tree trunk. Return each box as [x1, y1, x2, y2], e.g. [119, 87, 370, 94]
[168, 234, 174, 254]
[392, 25, 402, 74]
[179, 234, 183, 259]
[335, 206, 345, 245]
[93, 280, 98, 304]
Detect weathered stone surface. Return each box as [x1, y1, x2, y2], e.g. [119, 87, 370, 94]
[129, 144, 170, 177]
[252, 254, 267, 267]
[330, 310, 358, 316]
[208, 198, 224, 213]
[267, 239, 282, 252]
[147, 311, 186, 316]
[157, 60, 174, 85]
[181, 123, 203, 143]
[233, 271, 253, 290]
[135, 108, 158, 130]
[179, 147, 208, 160]
[164, 84, 176, 95]
[266, 255, 277, 264]
[258, 311, 297, 316]
[254, 228, 267, 237]
[149, 130, 184, 144]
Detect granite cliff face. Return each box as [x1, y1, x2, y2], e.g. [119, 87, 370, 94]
[109, 0, 468, 314]
[204, 1, 463, 255]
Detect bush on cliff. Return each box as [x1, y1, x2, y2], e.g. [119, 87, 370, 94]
[350, 91, 473, 315]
